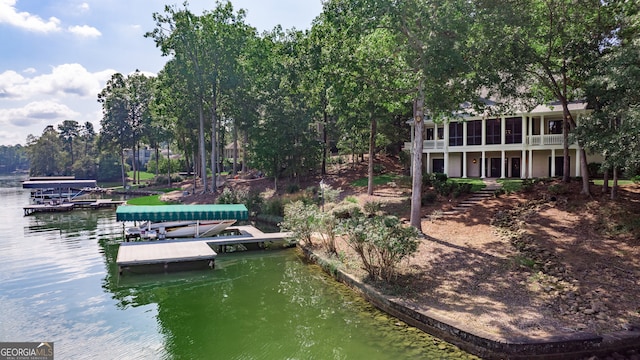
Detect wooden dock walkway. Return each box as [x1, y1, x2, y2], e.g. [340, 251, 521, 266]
[23, 199, 125, 215]
[116, 226, 293, 274]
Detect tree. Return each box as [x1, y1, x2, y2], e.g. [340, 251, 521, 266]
[472, 0, 622, 195]
[98, 73, 133, 187]
[323, 0, 477, 230]
[58, 120, 80, 173]
[26, 126, 64, 176]
[576, 5, 640, 198]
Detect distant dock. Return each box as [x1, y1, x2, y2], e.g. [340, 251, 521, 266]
[116, 226, 293, 274]
[23, 199, 125, 215]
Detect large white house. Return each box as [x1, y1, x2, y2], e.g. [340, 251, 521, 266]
[404, 101, 600, 179]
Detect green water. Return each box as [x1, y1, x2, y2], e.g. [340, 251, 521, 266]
[0, 175, 477, 359]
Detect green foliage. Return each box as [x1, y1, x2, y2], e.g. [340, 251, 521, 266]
[338, 215, 420, 282]
[0, 145, 29, 173]
[497, 179, 524, 193]
[280, 201, 321, 246]
[126, 195, 170, 205]
[352, 174, 398, 187]
[216, 187, 263, 216]
[344, 196, 359, 204]
[548, 183, 569, 195]
[286, 183, 300, 194]
[262, 197, 285, 217]
[421, 191, 437, 205]
[363, 200, 382, 217]
[127, 171, 155, 181]
[330, 202, 362, 219]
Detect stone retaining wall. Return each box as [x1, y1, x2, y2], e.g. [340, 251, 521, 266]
[299, 245, 640, 359]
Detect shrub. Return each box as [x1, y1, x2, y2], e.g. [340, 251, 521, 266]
[421, 191, 437, 205]
[286, 183, 300, 194]
[216, 187, 263, 216]
[280, 201, 320, 246]
[521, 179, 535, 192]
[373, 164, 385, 174]
[363, 200, 382, 217]
[338, 215, 420, 282]
[548, 183, 569, 195]
[262, 197, 285, 217]
[331, 202, 362, 219]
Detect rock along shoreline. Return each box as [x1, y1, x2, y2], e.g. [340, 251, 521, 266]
[298, 245, 640, 359]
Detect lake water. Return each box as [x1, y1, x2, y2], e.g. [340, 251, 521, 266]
[0, 175, 477, 359]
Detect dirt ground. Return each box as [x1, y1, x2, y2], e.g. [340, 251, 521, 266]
[166, 156, 640, 340]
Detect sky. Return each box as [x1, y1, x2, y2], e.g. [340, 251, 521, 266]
[0, 0, 324, 146]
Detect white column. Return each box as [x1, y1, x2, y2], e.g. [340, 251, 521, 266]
[481, 151, 486, 178]
[551, 149, 556, 177]
[500, 116, 506, 145]
[463, 120, 468, 146]
[520, 152, 525, 179]
[528, 149, 533, 178]
[501, 150, 506, 178]
[540, 115, 545, 145]
[528, 116, 533, 145]
[575, 148, 581, 177]
[444, 152, 449, 176]
[462, 152, 467, 178]
[426, 152, 431, 173]
[521, 115, 526, 145]
[481, 118, 486, 146]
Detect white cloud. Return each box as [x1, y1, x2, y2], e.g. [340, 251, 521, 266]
[79, 2, 89, 12]
[0, 0, 62, 33]
[68, 24, 101, 38]
[0, 64, 115, 100]
[23, 67, 37, 74]
[0, 100, 79, 127]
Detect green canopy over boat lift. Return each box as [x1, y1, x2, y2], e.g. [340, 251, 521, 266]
[116, 204, 249, 222]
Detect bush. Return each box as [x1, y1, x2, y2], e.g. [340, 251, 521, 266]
[280, 201, 320, 246]
[338, 215, 420, 282]
[217, 187, 264, 216]
[262, 197, 285, 217]
[363, 200, 382, 217]
[548, 183, 569, 195]
[421, 191, 437, 205]
[330, 202, 362, 219]
[521, 179, 535, 192]
[286, 183, 300, 194]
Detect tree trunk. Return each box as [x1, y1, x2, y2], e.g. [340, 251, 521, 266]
[367, 114, 377, 196]
[322, 110, 328, 176]
[611, 166, 618, 200]
[562, 109, 570, 183]
[602, 164, 609, 194]
[210, 93, 218, 193]
[410, 90, 425, 231]
[198, 103, 208, 193]
[120, 147, 126, 188]
[155, 147, 160, 176]
[242, 131, 248, 173]
[232, 120, 238, 176]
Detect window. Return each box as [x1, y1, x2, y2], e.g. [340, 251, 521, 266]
[485, 118, 501, 145]
[548, 120, 563, 134]
[505, 117, 522, 144]
[449, 122, 463, 146]
[425, 128, 434, 140]
[467, 120, 482, 145]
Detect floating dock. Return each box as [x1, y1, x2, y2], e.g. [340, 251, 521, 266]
[116, 225, 293, 274]
[23, 199, 125, 215]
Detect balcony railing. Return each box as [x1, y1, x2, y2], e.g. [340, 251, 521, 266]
[527, 134, 563, 146]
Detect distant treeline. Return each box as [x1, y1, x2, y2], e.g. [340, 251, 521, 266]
[0, 145, 29, 173]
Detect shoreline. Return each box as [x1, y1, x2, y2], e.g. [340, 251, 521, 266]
[298, 245, 640, 359]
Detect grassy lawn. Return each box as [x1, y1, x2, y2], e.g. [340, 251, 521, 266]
[448, 178, 486, 192]
[592, 179, 635, 186]
[126, 194, 170, 205]
[497, 179, 524, 192]
[127, 171, 155, 181]
[352, 174, 403, 187]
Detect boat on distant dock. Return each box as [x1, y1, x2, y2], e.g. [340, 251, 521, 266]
[117, 204, 248, 241]
[126, 219, 237, 240]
